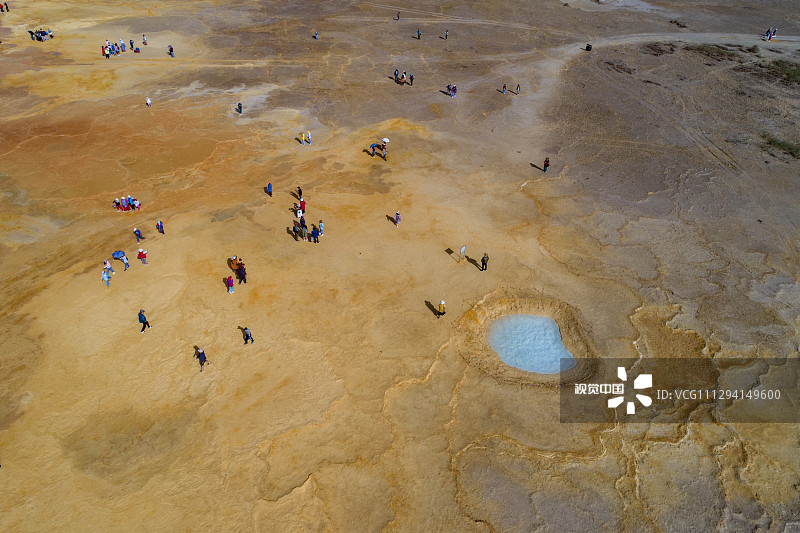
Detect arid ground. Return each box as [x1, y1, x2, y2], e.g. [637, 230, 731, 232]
[1, 0, 800, 531]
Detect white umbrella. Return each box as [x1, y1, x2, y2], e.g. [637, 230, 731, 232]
[382, 138, 390, 143]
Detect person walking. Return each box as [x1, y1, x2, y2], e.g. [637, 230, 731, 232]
[237, 102, 243, 114]
[445, 29, 449, 39]
[296, 204, 303, 219]
[417, 29, 421, 39]
[396, 11, 400, 20]
[301, 225, 309, 242]
[137, 248, 148, 265]
[318, 220, 324, 237]
[300, 132, 305, 146]
[195, 348, 208, 371]
[543, 157, 550, 172]
[243, 327, 254, 344]
[297, 186, 303, 199]
[395, 211, 401, 227]
[227, 275, 235, 294]
[102, 269, 111, 287]
[119, 253, 130, 271]
[237, 264, 247, 284]
[481, 253, 489, 271]
[156, 220, 164, 234]
[104, 259, 115, 275]
[516, 83, 520, 93]
[146, 97, 152, 109]
[299, 199, 306, 214]
[394, 69, 399, 83]
[134, 227, 145, 243]
[307, 131, 311, 144]
[502, 83, 506, 95]
[267, 182, 273, 197]
[409, 74, 414, 87]
[293, 222, 300, 241]
[168, 45, 174, 57]
[142, 34, 147, 45]
[311, 226, 319, 243]
[138, 309, 151, 332]
[438, 300, 446, 319]
[314, 31, 319, 39]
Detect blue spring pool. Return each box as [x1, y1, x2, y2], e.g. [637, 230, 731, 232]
[487, 314, 576, 374]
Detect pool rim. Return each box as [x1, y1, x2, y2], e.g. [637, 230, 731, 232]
[453, 288, 598, 387]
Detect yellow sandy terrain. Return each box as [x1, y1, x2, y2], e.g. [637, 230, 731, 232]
[1, 0, 800, 531]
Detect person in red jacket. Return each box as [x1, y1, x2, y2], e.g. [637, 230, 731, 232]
[299, 199, 306, 214]
[137, 248, 148, 265]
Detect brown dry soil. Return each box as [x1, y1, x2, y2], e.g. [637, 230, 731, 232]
[1, 0, 800, 531]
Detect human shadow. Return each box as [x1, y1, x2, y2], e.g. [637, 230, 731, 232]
[363, 148, 374, 157]
[444, 248, 461, 262]
[287, 226, 298, 241]
[291, 190, 301, 200]
[464, 255, 481, 270]
[496, 88, 506, 94]
[386, 214, 397, 226]
[530, 163, 544, 171]
[439, 90, 450, 96]
[295, 137, 303, 145]
[222, 276, 230, 289]
[439, 36, 446, 40]
[424, 300, 439, 317]
[511, 90, 519, 95]
[263, 186, 270, 194]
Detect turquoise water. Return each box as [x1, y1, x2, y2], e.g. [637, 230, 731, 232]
[487, 314, 576, 374]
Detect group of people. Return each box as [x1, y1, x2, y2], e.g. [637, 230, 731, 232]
[289, 187, 323, 243]
[227, 256, 247, 292]
[0, 3, 10, 13]
[100, 35, 147, 59]
[28, 29, 53, 42]
[445, 84, 458, 98]
[765, 28, 778, 40]
[100, 220, 164, 286]
[501, 83, 521, 95]
[113, 195, 142, 211]
[393, 69, 413, 86]
[369, 140, 388, 160]
[299, 130, 311, 145]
